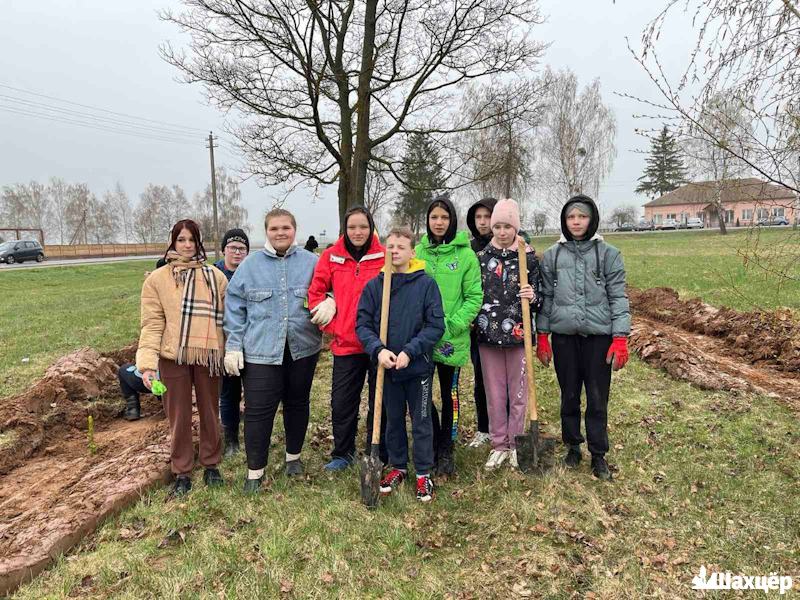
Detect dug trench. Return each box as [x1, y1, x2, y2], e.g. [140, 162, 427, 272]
[1, 287, 799, 595]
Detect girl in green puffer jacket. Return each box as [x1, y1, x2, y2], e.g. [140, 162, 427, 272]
[415, 195, 483, 475]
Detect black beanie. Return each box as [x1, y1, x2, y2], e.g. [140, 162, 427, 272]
[221, 228, 250, 251]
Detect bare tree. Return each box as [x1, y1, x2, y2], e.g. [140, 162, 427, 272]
[193, 167, 249, 244]
[609, 204, 638, 228]
[47, 177, 71, 244]
[534, 67, 617, 217]
[363, 169, 395, 233]
[161, 0, 547, 230]
[632, 0, 800, 195]
[0, 182, 51, 239]
[104, 183, 133, 244]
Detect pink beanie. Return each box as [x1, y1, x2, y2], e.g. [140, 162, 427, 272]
[490, 198, 521, 232]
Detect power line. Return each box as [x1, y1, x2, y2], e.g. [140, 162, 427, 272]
[0, 94, 204, 141]
[0, 82, 206, 134]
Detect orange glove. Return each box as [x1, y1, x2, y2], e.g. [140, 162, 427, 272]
[536, 333, 552, 367]
[606, 336, 629, 371]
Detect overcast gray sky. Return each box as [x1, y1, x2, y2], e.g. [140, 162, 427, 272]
[0, 0, 691, 241]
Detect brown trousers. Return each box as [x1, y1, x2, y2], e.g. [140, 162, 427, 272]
[159, 358, 222, 475]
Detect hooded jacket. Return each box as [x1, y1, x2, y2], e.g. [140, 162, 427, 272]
[466, 197, 498, 252]
[224, 245, 322, 365]
[415, 197, 483, 366]
[476, 241, 542, 347]
[356, 258, 445, 382]
[537, 196, 630, 337]
[308, 230, 385, 356]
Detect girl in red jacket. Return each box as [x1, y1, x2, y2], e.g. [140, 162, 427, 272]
[308, 207, 387, 471]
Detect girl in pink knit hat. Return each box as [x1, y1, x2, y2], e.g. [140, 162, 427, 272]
[474, 199, 543, 469]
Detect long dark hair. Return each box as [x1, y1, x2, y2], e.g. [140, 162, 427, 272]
[164, 219, 207, 262]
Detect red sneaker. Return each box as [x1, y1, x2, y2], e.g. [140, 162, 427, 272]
[416, 474, 435, 503]
[379, 469, 406, 495]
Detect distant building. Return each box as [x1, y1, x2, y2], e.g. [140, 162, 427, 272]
[642, 178, 798, 227]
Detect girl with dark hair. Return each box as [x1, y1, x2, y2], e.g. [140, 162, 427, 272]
[307, 206, 386, 471]
[136, 219, 228, 496]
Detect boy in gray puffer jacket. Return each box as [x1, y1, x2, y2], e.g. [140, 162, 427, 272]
[535, 195, 630, 481]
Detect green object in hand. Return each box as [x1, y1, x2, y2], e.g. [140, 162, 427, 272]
[151, 379, 167, 396]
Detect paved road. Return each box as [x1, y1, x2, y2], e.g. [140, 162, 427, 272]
[0, 255, 162, 271]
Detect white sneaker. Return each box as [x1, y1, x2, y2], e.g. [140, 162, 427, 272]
[509, 449, 519, 468]
[484, 450, 509, 470]
[469, 432, 491, 448]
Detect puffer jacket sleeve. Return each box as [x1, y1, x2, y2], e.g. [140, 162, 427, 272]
[403, 279, 446, 359]
[526, 249, 543, 314]
[356, 279, 384, 361]
[446, 250, 483, 336]
[604, 247, 630, 336]
[224, 264, 248, 352]
[537, 249, 554, 334]
[135, 272, 165, 372]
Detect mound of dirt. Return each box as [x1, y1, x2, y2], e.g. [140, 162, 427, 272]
[628, 287, 800, 371]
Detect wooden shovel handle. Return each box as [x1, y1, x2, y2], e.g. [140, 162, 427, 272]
[517, 237, 538, 423]
[370, 250, 393, 445]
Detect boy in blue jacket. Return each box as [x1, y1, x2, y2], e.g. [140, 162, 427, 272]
[356, 227, 445, 502]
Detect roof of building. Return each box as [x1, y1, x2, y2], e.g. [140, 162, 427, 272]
[643, 178, 795, 208]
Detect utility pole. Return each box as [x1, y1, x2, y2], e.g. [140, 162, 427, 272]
[207, 131, 220, 261]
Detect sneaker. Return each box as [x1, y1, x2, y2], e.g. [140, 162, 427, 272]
[509, 449, 519, 469]
[285, 459, 305, 477]
[436, 448, 455, 477]
[203, 467, 225, 487]
[379, 469, 406, 495]
[484, 450, 509, 470]
[171, 475, 191, 497]
[416, 474, 435, 502]
[591, 455, 612, 481]
[243, 476, 263, 494]
[323, 457, 353, 472]
[468, 432, 491, 448]
[564, 445, 582, 468]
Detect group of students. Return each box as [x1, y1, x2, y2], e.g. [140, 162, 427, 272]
[128, 192, 630, 502]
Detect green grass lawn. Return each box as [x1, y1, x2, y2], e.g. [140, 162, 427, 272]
[2, 232, 800, 598]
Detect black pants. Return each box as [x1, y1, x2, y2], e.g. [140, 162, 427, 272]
[242, 346, 320, 470]
[219, 374, 242, 433]
[470, 333, 489, 434]
[118, 363, 149, 398]
[384, 374, 434, 474]
[330, 353, 386, 462]
[552, 333, 612, 456]
[431, 363, 461, 456]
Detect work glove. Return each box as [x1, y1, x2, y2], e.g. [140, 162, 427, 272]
[536, 333, 552, 367]
[310, 296, 336, 327]
[224, 350, 244, 376]
[606, 337, 629, 371]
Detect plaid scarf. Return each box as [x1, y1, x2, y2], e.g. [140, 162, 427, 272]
[166, 251, 224, 376]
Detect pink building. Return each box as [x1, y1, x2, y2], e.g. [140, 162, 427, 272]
[642, 178, 798, 227]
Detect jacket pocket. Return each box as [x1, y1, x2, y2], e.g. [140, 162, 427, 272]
[246, 289, 273, 320]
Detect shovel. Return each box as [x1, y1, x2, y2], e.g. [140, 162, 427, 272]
[359, 250, 393, 508]
[515, 237, 555, 474]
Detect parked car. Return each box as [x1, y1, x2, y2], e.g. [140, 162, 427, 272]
[658, 219, 679, 230]
[0, 240, 45, 264]
[635, 220, 654, 231]
[686, 218, 704, 229]
[614, 223, 635, 232]
[769, 216, 789, 226]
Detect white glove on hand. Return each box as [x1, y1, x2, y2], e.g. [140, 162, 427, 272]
[224, 350, 244, 376]
[310, 296, 336, 327]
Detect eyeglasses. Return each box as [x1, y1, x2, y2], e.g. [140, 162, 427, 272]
[227, 247, 248, 255]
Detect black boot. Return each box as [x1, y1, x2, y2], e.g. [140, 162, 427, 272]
[223, 427, 240, 459]
[564, 445, 582, 468]
[436, 447, 455, 476]
[171, 475, 192, 497]
[243, 476, 263, 494]
[203, 467, 225, 487]
[591, 455, 612, 481]
[124, 395, 141, 421]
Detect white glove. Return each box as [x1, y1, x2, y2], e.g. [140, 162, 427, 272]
[310, 296, 336, 327]
[224, 350, 244, 376]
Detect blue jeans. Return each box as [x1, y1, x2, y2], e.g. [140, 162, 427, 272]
[384, 373, 434, 474]
[219, 374, 242, 432]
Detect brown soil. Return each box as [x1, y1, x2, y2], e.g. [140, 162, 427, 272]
[628, 287, 800, 411]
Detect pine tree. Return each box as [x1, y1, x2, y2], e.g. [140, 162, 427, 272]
[394, 134, 445, 237]
[636, 125, 689, 198]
